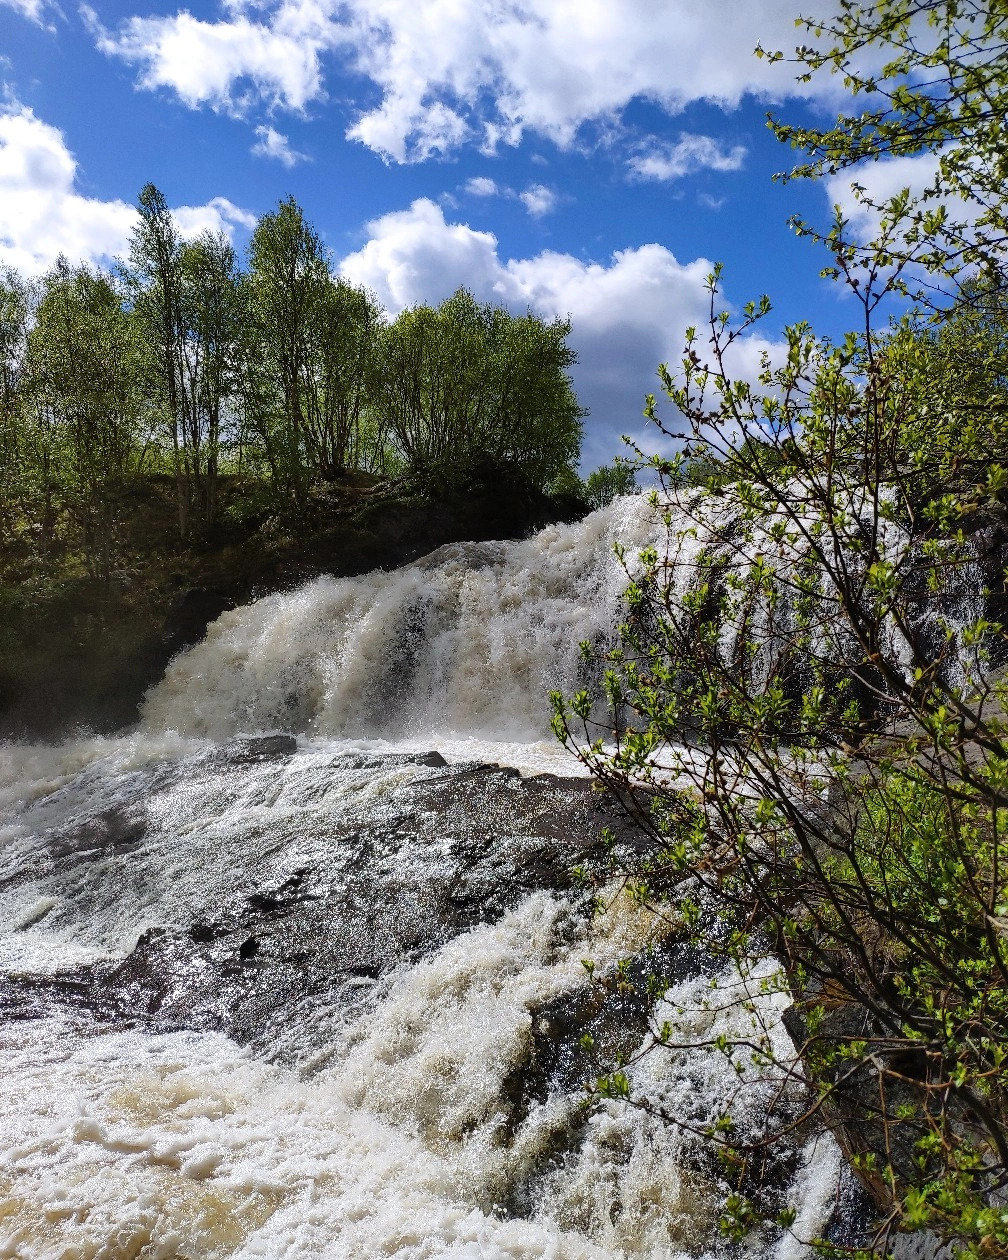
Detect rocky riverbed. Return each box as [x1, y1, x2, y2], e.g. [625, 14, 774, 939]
[0, 733, 850, 1259]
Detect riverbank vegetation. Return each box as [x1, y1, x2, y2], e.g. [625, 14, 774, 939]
[553, 2, 1008, 1256]
[0, 190, 585, 582]
[0, 192, 596, 735]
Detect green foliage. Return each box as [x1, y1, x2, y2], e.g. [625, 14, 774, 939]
[174, 231, 244, 528]
[547, 462, 589, 502]
[880, 275, 1008, 520]
[18, 260, 150, 578]
[127, 184, 250, 535]
[582, 457, 640, 510]
[2, 186, 586, 561]
[127, 182, 191, 535]
[240, 199, 388, 509]
[556, 258, 1008, 1252]
[0, 266, 31, 545]
[372, 287, 584, 494]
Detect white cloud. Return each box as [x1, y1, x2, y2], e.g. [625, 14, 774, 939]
[340, 0, 823, 162]
[822, 152, 984, 293]
[461, 177, 557, 218]
[628, 133, 747, 182]
[825, 153, 945, 242]
[1, 0, 47, 23]
[461, 176, 557, 218]
[464, 176, 499, 197]
[83, 2, 331, 115]
[339, 197, 776, 466]
[0, 104, 253, 275]
[0, 105, 135, 275]
[251, 124, 308, 167]
[339, 198, 503, 313]
[173, 197, 257, 238]
[355, 96, 468, 162]
[89, 0, 836, 162]
[519, 183, 556, 217]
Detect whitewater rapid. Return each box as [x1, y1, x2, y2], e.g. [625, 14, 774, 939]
[141, 495, 663, 745]
[0, 497, 853, 1259]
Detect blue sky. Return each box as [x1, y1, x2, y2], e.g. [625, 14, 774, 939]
[0, 0, 909, 467]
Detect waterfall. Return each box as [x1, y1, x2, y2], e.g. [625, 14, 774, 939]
[9, 492, 948, 1259]
[140, 496, 663, 745]
[141, 487, 986, 755]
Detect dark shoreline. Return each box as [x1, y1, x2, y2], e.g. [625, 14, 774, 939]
[0, 478, 586, 742]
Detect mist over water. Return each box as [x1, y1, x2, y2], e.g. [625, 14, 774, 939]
[0, 498, 850, 1259]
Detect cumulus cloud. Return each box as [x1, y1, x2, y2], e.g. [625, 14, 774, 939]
[339, 198, 503, 313]
[519, 183, 556, 217]
[83, 2, 330, 114]
[88, 0, 834, 162]
[342, 0, 826, 162]
[0, 105, 136, 275]
[464, 176, 499, 197]
[628, 133, 747, 182]
[251, 124, 308, 167]
[172, 197, 257, 238]
[340, 197, 776, 465]
[0, 104, 253, 275]
[355, 97, 468, 162]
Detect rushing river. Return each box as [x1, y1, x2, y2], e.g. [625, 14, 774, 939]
[0, 497, 849, 1259]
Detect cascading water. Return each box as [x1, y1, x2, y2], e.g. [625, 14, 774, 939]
[0, 494, 891, 1260]
[140, 496, 664, 746]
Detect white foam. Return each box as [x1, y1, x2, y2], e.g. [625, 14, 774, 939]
[0, 731, 209, 815]
[0, 896, 836, 1259]
[140, 497, 662, 745]
[301, 734, 591, 778]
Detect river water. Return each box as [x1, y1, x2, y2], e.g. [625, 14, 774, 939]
[0, 497, 847, 1259]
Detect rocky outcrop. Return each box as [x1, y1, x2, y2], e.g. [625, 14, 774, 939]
[0, 750, 632, 1049]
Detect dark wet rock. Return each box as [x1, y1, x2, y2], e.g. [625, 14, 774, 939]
[817, 1163, 876, 1254]
[162, 588, 236, 660]
[782, 994, 993, 1233]
[782, 997, 920, 1210]
[516, 944, 708, 1108]
[497, 944, 715, 1218]
[247, 869, 314, 913]
[0, 755, 644, 1061]
[414, 750, 448, 767]
[0, 796, 164, 899]
[0, 971, 100, 1025]
[39, 807, 148, 870]
[888, 1232, 961, 1260]
[230, 733, 298, 760]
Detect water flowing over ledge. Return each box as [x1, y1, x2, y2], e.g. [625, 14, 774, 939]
[140, 496, 663, 745]
[0, 740, 847, 1259]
